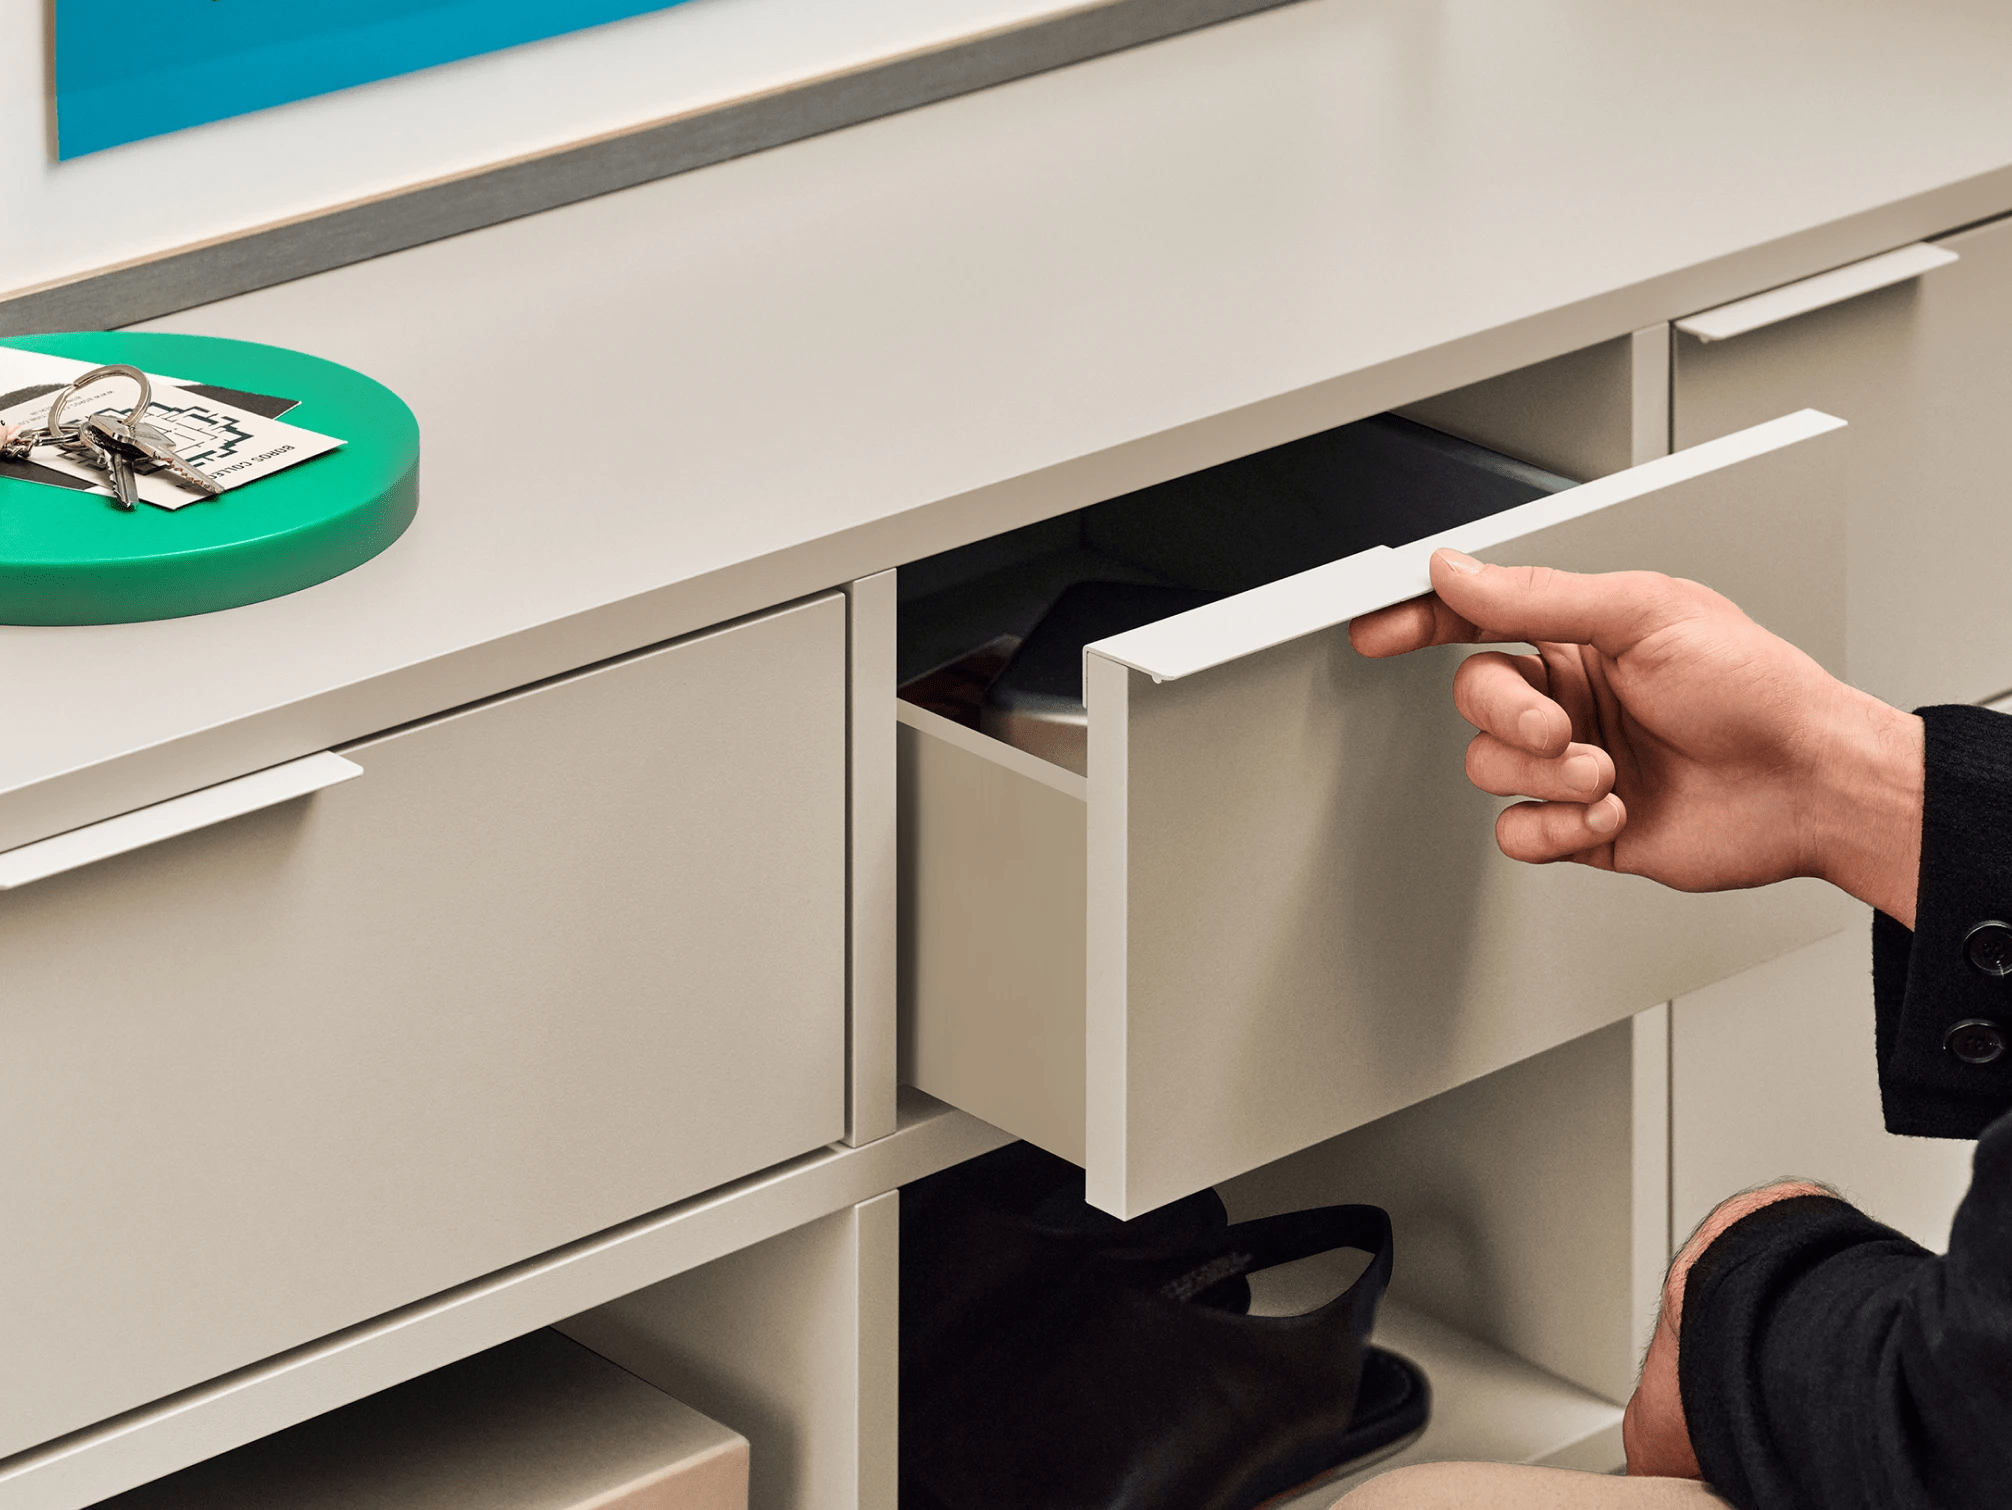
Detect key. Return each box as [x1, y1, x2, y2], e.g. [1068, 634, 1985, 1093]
[86, 412, 223, 502]
[123, 420, 224, 498]
[74, 416, 139, 509]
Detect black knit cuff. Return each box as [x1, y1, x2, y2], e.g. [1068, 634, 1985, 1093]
[1872, 705, 2012, 1138]
[1677, 1194, 1887, 1510]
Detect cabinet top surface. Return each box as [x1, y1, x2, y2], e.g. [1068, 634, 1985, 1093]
[6, 0, 2012, 841]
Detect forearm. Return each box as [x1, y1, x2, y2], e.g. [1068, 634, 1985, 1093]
[1799, 687, 1923, 928]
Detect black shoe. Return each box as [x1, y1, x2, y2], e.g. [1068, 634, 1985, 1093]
[904, 1202, 1427, 1510]
[901, 1142, 1239, 1401]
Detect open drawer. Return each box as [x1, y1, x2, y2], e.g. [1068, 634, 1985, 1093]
[898, 409, 1860, 1217]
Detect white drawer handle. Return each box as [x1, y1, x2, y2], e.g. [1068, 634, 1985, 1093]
[0, 751, 362, 891]
[1676, 242, 1958, 342]
[1088, 408, 1844, 684]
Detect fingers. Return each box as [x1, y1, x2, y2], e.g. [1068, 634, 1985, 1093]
[1466, 732, 1614, 803]
[1453, 652, 1569, 756]
[1457, 649, 1621, 856]
[1495, 794, 1626, 863]
[1429, 549, 1704, 657]
[1347, 593, 1481, 657]
[1351, 549, 1712, 661]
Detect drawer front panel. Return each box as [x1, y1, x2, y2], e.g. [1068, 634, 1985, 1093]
[1088, 424, 1856, 1213]
[0, 595, 846, 1458]
[1675, 218, 2012, 710]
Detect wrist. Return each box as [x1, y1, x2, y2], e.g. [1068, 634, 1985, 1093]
[1799, 689, 1923, 928]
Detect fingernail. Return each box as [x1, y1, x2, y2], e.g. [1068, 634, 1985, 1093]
[1517, 708, 1551, 750]
[1563, 753, 1600, 792]
[1586, 795, 1620, 834]
[1435, 549, 1483, 575]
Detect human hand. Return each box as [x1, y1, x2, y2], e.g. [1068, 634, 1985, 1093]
[1348, 550, 1924, 925]
[1623, 1181, 1837, 1477]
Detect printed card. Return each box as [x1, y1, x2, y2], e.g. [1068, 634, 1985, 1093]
[0, 352, 343, 510]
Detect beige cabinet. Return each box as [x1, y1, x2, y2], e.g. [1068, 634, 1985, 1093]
[1672, 924, 1975, 1255]
[1675, 216, 2012, 712]
[900, 413, 1861, 1218]
[94, 1330, 750, 1510]
[0, 595, 847, 1461]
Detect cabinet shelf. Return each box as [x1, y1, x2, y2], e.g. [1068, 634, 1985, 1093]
[1282, 1303, 1625, 1509]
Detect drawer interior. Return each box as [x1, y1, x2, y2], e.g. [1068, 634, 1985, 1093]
[899, 413, 1575, 733]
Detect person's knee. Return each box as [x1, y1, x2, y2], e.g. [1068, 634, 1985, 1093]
[1331, 1462, 1732, 1508]
[1331, 1462, 1507, 1507]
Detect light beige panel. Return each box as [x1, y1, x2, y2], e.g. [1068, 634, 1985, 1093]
[897, 710, 1086, 1163]
[0, 596, 847, 1463]
[1675, 216, 2012, 710]
[1629, 1003, 1672, 1364]
[560, 1193, 900, 1510]
[1301, 1306, 1626, 1500]
[1672, 922, 1975, 1253]
[848, 571, 901, 1147]
[1095, 429, 1859, 1215]
[1219, 1020, 1638, 1405]
[93, 1330, 748, 1510]
[0, 1092, 1004, 1510]
[1397, 337, 1633, 482]
[1631, 325, 1672, 465]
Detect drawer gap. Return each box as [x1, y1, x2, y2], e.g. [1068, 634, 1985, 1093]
[898, 412, 1572, 764]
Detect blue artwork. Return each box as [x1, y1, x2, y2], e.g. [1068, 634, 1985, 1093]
[55, 0, 689, 159]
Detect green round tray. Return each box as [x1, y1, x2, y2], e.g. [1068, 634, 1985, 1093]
[0, 332, 419, 624]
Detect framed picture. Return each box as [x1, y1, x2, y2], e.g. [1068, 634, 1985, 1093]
[55, 0, 690, 159]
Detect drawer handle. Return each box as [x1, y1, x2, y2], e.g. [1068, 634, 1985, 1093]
[1089, 408, 1843, 684]
[0, 751, 362, 890]
[1676, 241, 1958, 342]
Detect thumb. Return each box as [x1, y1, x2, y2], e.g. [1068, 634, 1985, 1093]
[1428, 550, 1689, 656]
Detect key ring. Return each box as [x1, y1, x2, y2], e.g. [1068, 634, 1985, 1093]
[44, 364, 151, 445]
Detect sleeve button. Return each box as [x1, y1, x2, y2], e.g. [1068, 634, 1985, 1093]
[1945, 1019, 2008, 1065]
[1963, 920, 2012, 977]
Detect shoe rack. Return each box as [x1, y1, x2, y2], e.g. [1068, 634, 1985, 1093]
[1217, 1012, 1665, 1491]
[558, 1195, 901, 1510]
[1670, 922, 1975, 1260]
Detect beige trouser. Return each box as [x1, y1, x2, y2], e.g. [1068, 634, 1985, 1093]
[1334, 1464, 1731, 1508]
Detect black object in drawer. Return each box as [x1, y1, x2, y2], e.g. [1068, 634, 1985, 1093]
[983, 582, 1219, 774]
[1079, 414, 1577, 595]
[897, 414, 1576, 697]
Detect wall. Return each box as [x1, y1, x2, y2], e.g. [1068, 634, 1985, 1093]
[0, 0, 1090, 299]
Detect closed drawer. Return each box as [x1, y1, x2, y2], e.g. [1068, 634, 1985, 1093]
[0, 594, 845, 1459]
[1674, 226, 2011, 709]
[899, 415, 1859, 1217]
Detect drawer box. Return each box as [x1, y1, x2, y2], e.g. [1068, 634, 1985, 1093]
[94, 1329, 748, 1510]
[899, 414, 1859, 1217]
[0, 595, 846, 1459]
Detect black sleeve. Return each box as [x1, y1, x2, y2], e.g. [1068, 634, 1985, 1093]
[1874, 703, 2012, 1138]
[1676, 703, 2012, 1509]
[1679, 1118, 2012, 1510]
